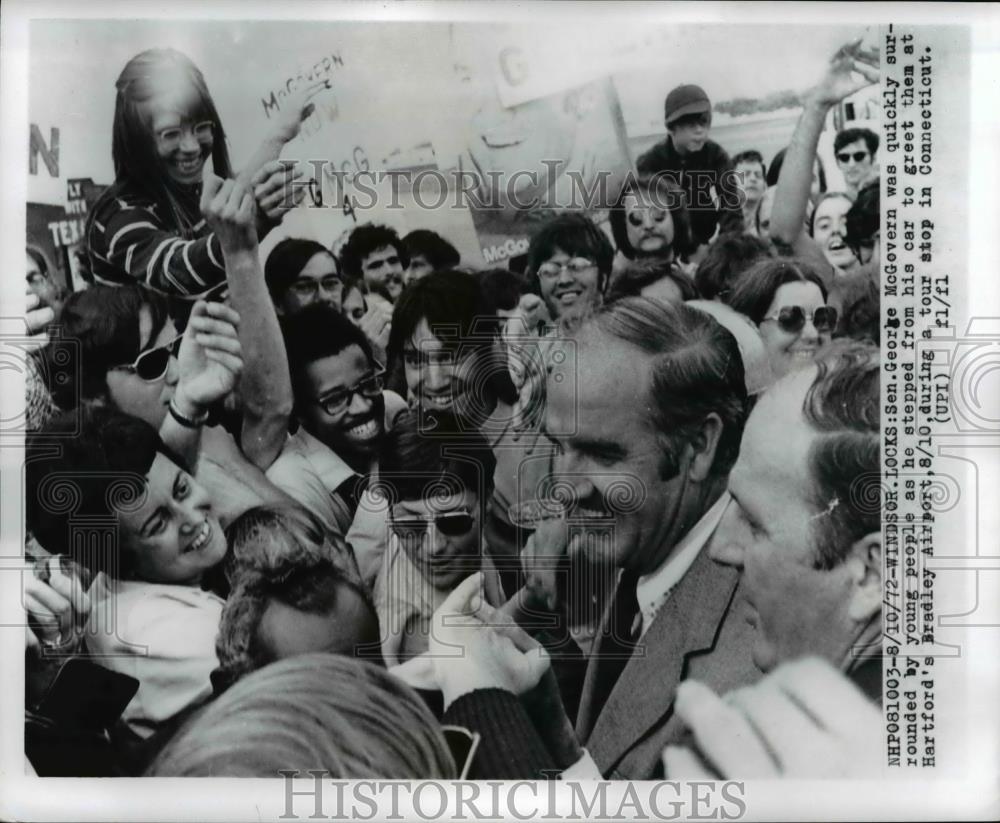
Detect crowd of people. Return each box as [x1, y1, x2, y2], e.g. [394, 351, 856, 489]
[22, 38, 883, 781]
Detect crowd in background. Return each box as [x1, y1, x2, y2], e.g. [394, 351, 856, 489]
[22, 38, 883, 781]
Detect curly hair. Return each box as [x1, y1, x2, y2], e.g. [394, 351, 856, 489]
[215, 506, 375, 686]
[339, 224, 409, 280]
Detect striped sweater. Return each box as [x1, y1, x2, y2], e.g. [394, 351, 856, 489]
[86, 182, 227, 297]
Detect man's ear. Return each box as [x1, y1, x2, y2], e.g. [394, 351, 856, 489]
[846, 532, 881, 623]
[685, 412, 723, 483]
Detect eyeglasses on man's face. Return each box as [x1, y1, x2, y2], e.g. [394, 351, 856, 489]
[389, 511, 476, 540]
[313, 369, 385, 416]
[536, 258, 596, 279]
[836, 151, 870, 164]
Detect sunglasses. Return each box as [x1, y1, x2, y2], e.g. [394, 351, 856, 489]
[389, 511, 476, 539]
[836, 151, 869, 164]
[762, 306, 838, 335]
[112, 333, 183, 382]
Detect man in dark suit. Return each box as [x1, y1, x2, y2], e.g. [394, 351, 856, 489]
[525, 297, 761, 778]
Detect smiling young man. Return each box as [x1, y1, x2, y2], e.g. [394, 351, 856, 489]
[374, 410, 503, 666]
[525, 213, 615, 329]
[268, 305, 406, 579]
[636, 84, 743, 252]
[339, 224, 410, 304]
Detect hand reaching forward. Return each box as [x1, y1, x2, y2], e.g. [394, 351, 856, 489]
[663, 657, 883, 779]
[430, 573, 550, 709]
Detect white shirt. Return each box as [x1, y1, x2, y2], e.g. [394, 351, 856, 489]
[634, 492, 732, 638]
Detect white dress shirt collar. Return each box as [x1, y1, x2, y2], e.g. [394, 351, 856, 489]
[634, 491, 732, 638]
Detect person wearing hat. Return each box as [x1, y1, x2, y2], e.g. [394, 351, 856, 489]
[636, 83, 743, 254]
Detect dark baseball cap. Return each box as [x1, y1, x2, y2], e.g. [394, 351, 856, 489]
[664, 84, 712, 125]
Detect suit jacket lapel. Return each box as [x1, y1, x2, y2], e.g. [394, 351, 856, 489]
[583, 547, 740, 774]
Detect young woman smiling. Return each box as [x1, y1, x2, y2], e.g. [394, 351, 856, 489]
[86, 48, 321, 295]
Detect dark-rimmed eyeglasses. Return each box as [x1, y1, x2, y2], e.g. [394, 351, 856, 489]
[312, 370, 385, 416]
[762, 306, 838, 335]
[111, 334, 183, 382]
[836, 151, 869, 164]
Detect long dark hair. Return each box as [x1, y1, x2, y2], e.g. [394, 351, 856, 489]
[90, 48, 232, 238]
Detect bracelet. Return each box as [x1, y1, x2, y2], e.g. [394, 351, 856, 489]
[168, 399, 209, 429]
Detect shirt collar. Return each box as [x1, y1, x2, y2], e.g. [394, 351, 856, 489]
[634, 491, 732, 638]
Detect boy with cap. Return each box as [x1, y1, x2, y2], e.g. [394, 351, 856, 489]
[636, 83, 743, 252]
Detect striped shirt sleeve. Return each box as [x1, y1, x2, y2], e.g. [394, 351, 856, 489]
[92, 200, 226, 296]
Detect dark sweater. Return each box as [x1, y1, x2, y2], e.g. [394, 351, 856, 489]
[636, 136, 743, 246]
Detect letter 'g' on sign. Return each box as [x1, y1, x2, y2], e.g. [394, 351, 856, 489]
[499, 47, 529, 87]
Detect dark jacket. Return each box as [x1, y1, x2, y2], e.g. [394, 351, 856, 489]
[636, 136, 743, 246]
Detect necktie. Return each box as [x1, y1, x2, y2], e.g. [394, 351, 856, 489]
[588, 569, 641, 719]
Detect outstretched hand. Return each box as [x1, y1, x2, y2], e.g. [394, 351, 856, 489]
[430, 573, 550, 709]
[662, 657, 883, 779]
[174, 300, 244, 416]
[811, 39, 880, 108]
[201, 166, 258, 254]
[267, 79, 330, 146]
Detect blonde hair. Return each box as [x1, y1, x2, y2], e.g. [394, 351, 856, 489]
[147, 654, 455, 778]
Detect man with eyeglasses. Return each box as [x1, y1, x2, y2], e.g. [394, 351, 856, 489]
[269, 305, 406, 582]
[374, 409, 504, 666]
[833, 127, 878, 199]
[264, 237, 344, 317]
[525, 214, 615, 328]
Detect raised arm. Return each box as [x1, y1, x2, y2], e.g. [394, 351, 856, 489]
[159, 300, 244, 471]
[769, 40, 879, 247]
[200, 169, 293, 471]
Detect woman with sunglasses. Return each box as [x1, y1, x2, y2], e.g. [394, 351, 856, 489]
[85, 47, 321, 296]
[727, 258, 836, 380]
[765, 41, 879, 280]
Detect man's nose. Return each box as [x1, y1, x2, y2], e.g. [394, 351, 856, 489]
[423, 361, 451, 390]
[346, 389, 372, 417]
[427, 528, 449, 557]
